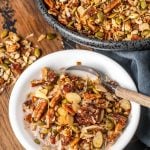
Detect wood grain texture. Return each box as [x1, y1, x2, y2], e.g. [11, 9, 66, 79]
[0, 0, 63, 149]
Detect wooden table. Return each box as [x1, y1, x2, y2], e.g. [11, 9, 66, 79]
[0, 0, 145, 150]
[0, 0, 63, 149]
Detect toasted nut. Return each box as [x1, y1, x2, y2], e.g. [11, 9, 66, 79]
[34, 48, 41, 58]
[46, 109, 55, 128]
[0, 78, 4, 85]
[104, 0, 121, 14]
[120, 99, 131, 111]
[72, 102, 80, 112]
[46, 33, 57, 40]
[62, 104, 75, 116]
[0, 29, 8, 39]
[93, 131, 103, 148]
[34, 88, 48, 99]
[37, 34, 46, 42]
[66, 92, 81, 104]
[32, 101, 48, 121]
[49, 91, 61, 107]
[65, 114, 74, 125]
[139, 23, 149, 31]
[42, 67, 48, 81]
[70, 137, 80, 147]
[9, 32, 20, 42]
[6, 43, 20, 52]
[31, 80, 44, 87]
[57, 107, 68, 116]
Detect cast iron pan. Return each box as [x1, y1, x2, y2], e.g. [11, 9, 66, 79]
[36, 0, 150, 51]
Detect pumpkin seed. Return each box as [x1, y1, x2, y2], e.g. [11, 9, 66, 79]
[93, 131, 103, 148]
[115, 18, 122, 25]
[46, 33, 57, 40]
[34, 48, 41, 58]
[0, 64, 9, 70]
[97, 12, 104, 22]
[95, 31, 104, 39]
[34, 138, 40, 144]
[140, 0, 147, 9]
[0, 29, 8, 39]
[66, 92, 81, 104]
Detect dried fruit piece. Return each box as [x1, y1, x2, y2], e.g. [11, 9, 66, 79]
[66, 92, 81, 104]
[93, 131, 103, 148]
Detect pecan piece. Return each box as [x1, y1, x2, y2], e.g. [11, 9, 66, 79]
[31, 80, 45, 87]
[104, 0, 121, 14]
[62, 104, 75, 116]
[24, 114, 32, 123]
[83, 92, 101, 100]
[49, 91, 62, 107]
[42, 67, 58, 83]
[0, 78, 4, 85]
[45, 108, 55, 128]
[32, 101, 47, 121]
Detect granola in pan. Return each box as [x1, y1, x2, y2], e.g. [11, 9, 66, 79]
[44, 0, 150, 41]
[23, 67, 131, 150]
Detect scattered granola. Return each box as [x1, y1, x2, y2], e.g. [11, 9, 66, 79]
[23, 67, 131, 149]
[44, 0, 150, 41]
[0, 30, 42, 94]
[37, 33, 57, 42]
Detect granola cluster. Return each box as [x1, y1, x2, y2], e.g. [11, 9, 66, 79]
[0, 30, 41, 93]
[23, 67, 131, 149]
[44, 0, 150, 41]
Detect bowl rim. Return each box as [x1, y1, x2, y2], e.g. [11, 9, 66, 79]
[9, 50, 141, 150]
[35, 0, 150, 51]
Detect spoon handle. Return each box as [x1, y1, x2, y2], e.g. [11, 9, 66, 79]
[115, 86, 150, 108]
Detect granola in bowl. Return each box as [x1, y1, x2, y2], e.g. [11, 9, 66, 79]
[23, 67, 131, 150]
[44, 0, 150, 41]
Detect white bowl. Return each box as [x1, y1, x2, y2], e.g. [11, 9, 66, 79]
[9, 50, 140, 150]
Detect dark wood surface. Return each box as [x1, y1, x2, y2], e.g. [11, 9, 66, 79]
[0, 0, 148, 150]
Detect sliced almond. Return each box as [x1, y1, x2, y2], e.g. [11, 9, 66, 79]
[66, 92, 81, 104]
[93, 131, 103, 148]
